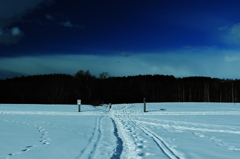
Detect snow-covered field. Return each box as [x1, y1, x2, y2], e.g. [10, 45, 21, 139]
[0, 103, 240, 159]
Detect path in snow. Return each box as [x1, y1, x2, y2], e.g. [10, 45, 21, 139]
[110, 104, 182, 159]
[75, 116, 123, 159]
[1, 103, 240, 159]
[0, 104, 182, 159]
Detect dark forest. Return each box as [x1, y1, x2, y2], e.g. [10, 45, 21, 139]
[0, 70, 239, 105]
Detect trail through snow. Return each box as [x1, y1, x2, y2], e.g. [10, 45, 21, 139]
[0, 103, 240, 159]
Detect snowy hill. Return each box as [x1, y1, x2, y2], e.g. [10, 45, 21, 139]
[0, 103, 240, 159]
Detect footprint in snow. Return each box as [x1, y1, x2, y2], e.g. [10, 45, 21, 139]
[22, 145, 35, 152]
[22, 149, 29, 152]
[193, 132, 205, 137]
[137, 145, 144, 149]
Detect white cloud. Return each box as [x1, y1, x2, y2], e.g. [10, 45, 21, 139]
[224, 55, 240, 62]
[11, 27, 21, 35]
[221, 23, 240, 46]
[1, 48, 240, 79]
[0, 27, 24, 44]
[228, 23, 240, 41]
[0, 0, 54, 44]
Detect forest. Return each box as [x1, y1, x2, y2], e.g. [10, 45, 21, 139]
[0, 70, 239, 105]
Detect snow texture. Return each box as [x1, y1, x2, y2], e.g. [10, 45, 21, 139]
[0, 103, 240, 159]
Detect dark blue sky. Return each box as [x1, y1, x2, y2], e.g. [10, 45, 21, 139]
[1, 0, 240, 79]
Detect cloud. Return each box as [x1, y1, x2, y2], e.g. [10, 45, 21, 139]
[218, 25, 228, 31]
[183, 46, 211, 49]
[0, 27, 24, 44]
[183, 46, 194, 49]
[0, 0, 54, 27]
[11, 27, 21, 36]
[0, 70, 24, 79]
[228, 23, 240, 43]
[1, 48, 240, 79]
[0, 0, 54, 44]
[224, 55, 240, 62]
[221, 23, 240, 46]
[62, 21, 85, 29]
[62, 21, 73, 27]
[121, 51, 129, 57]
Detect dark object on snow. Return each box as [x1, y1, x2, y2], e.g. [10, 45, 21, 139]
[109, 103, 112, 109]
[160, 109, 166, 111]
[144, 98, 147, 112]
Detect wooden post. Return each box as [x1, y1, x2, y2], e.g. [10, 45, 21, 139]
[77, 99, 81, 112]
[109, 103, 112, 109]
[144, 98, 146, 112]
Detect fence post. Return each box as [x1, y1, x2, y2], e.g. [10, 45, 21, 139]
[144, 98, 146, 112]
[77, 99, 81, 112]
[109, 103, 112, 109]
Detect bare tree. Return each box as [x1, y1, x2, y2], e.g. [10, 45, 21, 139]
[99, 72, 110, 79]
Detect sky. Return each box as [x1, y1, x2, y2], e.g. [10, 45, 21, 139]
[1, 0, 240, 79]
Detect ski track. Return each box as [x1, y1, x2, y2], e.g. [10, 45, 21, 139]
[76, 104, 124, 159]
[134, 120, 240, 134]
[1, 104, 125, 159]
[127, 110, 181, 159]
[133, 116, 240, 152]
[136, 122, 180, 159]
[135, 116, 240, 129]
[111, 105, 181, 159]
[75, 116, 103, 159]
[1, 103, 240, 158]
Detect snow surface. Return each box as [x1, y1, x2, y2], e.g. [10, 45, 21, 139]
[0, 103, 240, 159]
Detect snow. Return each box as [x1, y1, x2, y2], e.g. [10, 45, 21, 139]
[0, 103, 240, 159]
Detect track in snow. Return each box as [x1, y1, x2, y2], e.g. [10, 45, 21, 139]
[110, 118, 123, 159]
[0, 118, 50, 159]
[75, 108, 124, 159]
[75, 116, 103, 159]
[111, 104, 181, 159]
[137, 123, 180, 159]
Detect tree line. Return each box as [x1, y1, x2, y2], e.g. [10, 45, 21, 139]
[0, 70, 239, 105]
